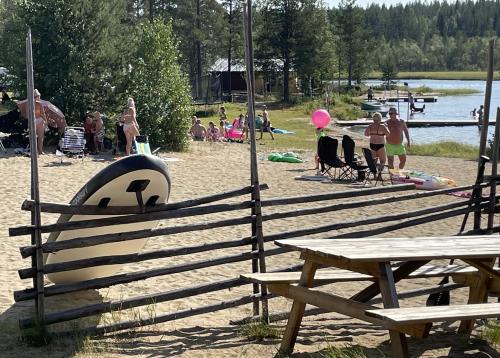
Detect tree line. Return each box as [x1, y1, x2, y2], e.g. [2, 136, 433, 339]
[0, 0, 499, 130]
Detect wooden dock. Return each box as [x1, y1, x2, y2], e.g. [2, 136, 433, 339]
[385, 96, 438, 103]
[336, 119, 495, 127]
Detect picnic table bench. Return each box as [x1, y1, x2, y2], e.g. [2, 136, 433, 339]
[242, 235, 500, 358]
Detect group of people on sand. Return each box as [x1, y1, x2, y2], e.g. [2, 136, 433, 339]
[84, 97, 139, 156]
[188, 105, 274, 142]
[32, 87, 139, 156]
[364, 107, 410, 171]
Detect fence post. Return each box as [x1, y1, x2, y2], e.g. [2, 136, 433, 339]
[487, 107, 500, 232]
[475, 38, 495, 229]
[26, 29, 45, 330]
[243, 0, 268, 323]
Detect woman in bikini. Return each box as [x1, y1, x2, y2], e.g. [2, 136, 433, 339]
[364, 112, 390, 170]
[120, 98, 140, 156]
[33, 89, 47, 154]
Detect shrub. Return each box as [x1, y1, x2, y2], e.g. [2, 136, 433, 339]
[127, 20, 193, 151]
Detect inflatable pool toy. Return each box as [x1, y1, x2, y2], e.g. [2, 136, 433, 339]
[268, 152, 303, 163]
[390, 169, 456, 190]
[226, 126, 244, 139]
[44, 155, 171, 284]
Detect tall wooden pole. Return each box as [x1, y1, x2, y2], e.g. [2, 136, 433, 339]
[227, 0, 233, 100]
[487, 107, 500, 232]
[475, 38, 496, 229]
[243, 0, 268, 323]
[26, 29, 45, 325]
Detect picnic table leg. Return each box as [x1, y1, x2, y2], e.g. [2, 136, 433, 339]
[378, 262, 409, 358]
[458, 258, 495, 334]
[278, 259, 318, 355]
[351, 260, 428, 302]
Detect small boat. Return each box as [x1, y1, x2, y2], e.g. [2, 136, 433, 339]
[361, 101, 384, 111]
[361, 101, 390, 117]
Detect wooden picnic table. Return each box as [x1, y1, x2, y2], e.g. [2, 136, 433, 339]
[272, 235, 500, 357]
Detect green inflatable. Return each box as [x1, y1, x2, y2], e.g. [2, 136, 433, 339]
[268, 152, 303, 163]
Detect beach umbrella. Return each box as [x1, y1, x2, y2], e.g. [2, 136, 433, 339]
[16, 98, 67, 132]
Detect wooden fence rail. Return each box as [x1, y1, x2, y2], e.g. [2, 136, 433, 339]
[19, 215, 255, 257]
[10, 180, 495, 338]
[20, 184, 269, 215]
[10, 201, 254, 236]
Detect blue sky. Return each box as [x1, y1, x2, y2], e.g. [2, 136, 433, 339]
[324, 0, 419, 8]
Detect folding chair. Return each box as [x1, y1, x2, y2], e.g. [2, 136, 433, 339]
[134, 135, 152, 155]
[362, 147, 392, 186]
[317, 136, 348, 180]
[59, 126, 85, 162]
[342, 135, 368, 182]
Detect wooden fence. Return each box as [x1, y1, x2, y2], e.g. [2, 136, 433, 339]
[9, 178, 497, 337]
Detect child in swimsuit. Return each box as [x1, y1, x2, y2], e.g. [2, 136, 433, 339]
[364, 112, 390, 171]
[206, 121, 220, 142]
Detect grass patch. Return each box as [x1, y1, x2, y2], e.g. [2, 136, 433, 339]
[407, 141, 478, 159]
[482, 321, 500, 346]
[369, 71, 500, 81]
[21, 318, 52, 346]
[240, 321, 282, 342]
[410, 85, 479, 96]
[194, 99, 359, 152]
[321, 343, 367, 358]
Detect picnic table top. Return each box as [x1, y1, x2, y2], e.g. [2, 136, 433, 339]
[275, 235, 500, 262]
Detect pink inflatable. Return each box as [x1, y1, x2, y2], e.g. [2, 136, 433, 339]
[311, 109, 331, 129]
[226, 126, 244, 139]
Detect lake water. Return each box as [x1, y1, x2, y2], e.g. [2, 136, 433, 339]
[356, 79, 500, 146]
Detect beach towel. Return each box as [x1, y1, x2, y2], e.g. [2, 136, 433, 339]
[272, 128, 295, 134]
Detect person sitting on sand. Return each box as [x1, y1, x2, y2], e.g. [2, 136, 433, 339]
[219, 118, 228, 138]
[190, 118, 207, 141]
[364, 112, 390, 171]
[206, 121, 220, 142]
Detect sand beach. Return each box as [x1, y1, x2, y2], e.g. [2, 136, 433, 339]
[0, 130, 498, 357]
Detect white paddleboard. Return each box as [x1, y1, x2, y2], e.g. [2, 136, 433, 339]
[44, 154, 171, 284]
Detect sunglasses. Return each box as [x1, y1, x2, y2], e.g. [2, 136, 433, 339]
[389, 112, 397, 115]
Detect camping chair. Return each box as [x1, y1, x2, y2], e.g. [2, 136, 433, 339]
[134, 135, 151, 155]
[341, 135, 368, 182]
[317, 136, 348, 180]
[362, 147, 392, 186]
[58, 126, 85, 162]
